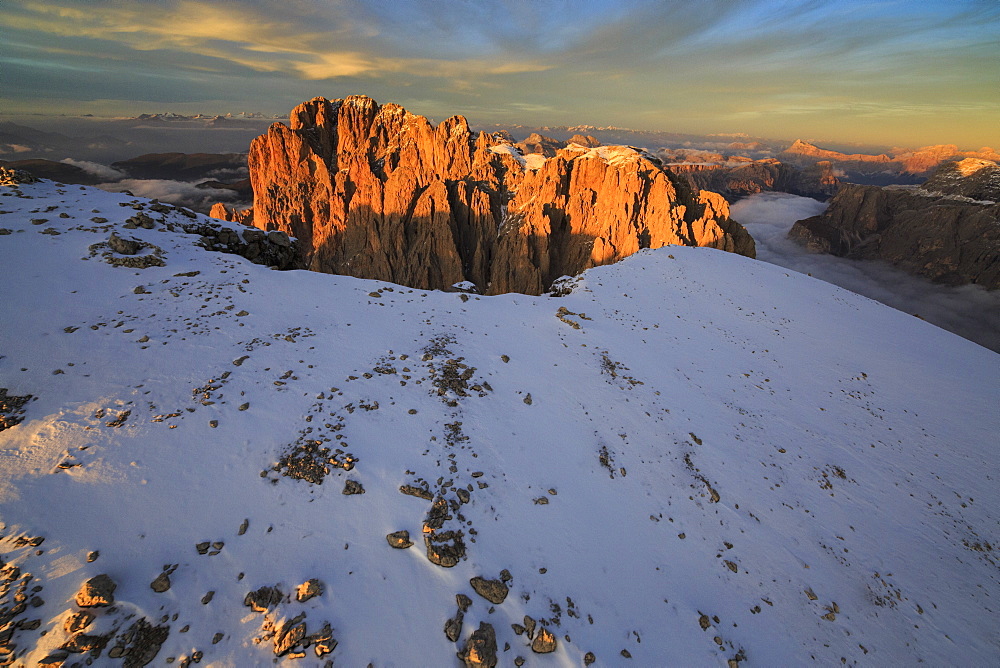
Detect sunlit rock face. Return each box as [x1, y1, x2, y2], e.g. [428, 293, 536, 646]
[213, 95, 754, 294]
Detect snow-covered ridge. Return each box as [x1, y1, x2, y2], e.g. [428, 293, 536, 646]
[0, 180, 997, 665]
[490, 142, 660, 173]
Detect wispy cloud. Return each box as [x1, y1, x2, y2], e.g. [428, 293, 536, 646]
[1, 0, 998, 146]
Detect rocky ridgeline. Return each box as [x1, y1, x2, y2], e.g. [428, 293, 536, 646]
[788, 158, 1000, 289]
[669, 158, 839, 201]
[212, 95, 754, 294]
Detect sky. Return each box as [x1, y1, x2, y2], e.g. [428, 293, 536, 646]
[2, 0, 998, 149]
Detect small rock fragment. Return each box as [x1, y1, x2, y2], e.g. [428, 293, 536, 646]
[296, 579, 324, 602]
[531, 627, 557, 654]
[470, 576, 508, 605]
[444, 613, 464, 642]
[343, 479, 365, 495]
[64, 611, 95, 634]
[150, 571, 171, 593]
[386, 530, 413, 549]
[244, 585, 283, 612]
[108, 232, 142, 255]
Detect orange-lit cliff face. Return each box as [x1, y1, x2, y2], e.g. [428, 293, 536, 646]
[212, 95, 754, 295]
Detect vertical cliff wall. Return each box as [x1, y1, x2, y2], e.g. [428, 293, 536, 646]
[213, 95, 755, 294]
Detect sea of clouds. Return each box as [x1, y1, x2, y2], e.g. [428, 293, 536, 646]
[731, 192, 1000, 352]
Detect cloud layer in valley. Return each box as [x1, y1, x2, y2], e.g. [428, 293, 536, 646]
[97, 178, 241, 212]
[1, 0, 998, 148]
[731, 192, 1000, 352]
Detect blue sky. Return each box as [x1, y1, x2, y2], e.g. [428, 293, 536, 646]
[2, 0, 998, 147]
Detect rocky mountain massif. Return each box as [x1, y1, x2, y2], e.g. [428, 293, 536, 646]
[789, 158, 1000, 289]
[1, 175, 998, 666]
[211, 95, 754, 294]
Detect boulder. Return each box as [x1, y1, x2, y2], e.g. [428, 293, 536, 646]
[75, 574, 116, 608]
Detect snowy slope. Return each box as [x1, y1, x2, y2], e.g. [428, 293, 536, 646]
[0, 179, 998, 667]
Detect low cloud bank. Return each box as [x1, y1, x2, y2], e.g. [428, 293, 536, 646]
[60, 158, 126, 180]
[97, 179, 241, 213]
[731, 192, 1000, 352]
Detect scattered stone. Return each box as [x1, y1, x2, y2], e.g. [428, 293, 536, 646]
[150, 571, 171, 593]
[196, 541, 211, 555]
[238, 518, 249, 535]
[87, 551, 99, 562]
[584, 651, 597, 665]
[273, 612, 308, 657]
[698, 614, 711, 630]
[61, 632, 109, 654]
[386, 530, 413, 549]
[456, 594, 472, 612]
[64, 611, 95, 634]
[296, 579, 324, 602]
[0, 388, 34, 431]
[425, 531, 466, 568]
[212, 632, 224, 645]
[456, 488, 470, 504]
[400, 484, 434, 500]
[342, 479, 365, 495]
[621, 648, 633, 658]
[75, 574, 116, 608]
[444, 613, 464, 643]
[523, 393, 533, 405]
[108, 232, 143, 255]
[244, 585, 283, 612]
[458, 622, 497, 667]
[531, 627, 557, 654]
[470, 576, 508, 605]
[201, 591, 215, 605]
[119, 618, 170, 666]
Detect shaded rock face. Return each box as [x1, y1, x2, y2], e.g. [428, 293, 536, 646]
[672, 159, 838, 202]
[789, 183, 1000, 289]
[214, 95, 755, 295]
